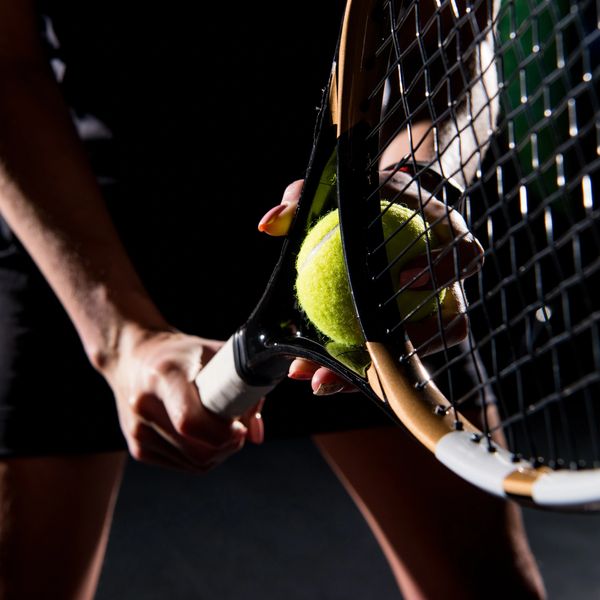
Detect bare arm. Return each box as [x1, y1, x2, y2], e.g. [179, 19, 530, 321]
[0, 0, 261, 468]
[0, 2, 164, 364]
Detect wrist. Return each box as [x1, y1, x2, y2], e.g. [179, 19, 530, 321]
[81, 286, 171, 374]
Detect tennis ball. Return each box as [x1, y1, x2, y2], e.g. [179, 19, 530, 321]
[295, 202, 444, 345]
[325, 342, 371, 377]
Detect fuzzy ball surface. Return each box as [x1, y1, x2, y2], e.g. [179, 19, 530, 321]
[295, 202, 442, 345]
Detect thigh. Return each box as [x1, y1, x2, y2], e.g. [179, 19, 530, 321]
[314, 427, 545, 600]
[0, 451, 126, 600]
[311, 344, 544, 599]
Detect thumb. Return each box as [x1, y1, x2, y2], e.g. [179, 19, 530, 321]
[258, 180, 303, 236]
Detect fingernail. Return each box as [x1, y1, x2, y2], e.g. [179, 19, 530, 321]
[314, 383, 345, 396]
[258, 204, 287, 232]
[231, 420, 248, 434]
[399, 268, 430, 289]
[288, 368, 314, 380]
[248, 412, 264, 444]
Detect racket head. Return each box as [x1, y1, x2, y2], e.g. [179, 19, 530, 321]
[328, 0, 600, 510]
[234, 0, 600, 510]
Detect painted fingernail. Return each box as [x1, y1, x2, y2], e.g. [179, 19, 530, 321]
[288, 368, 314, 380]
[314, 383, 346, 396]
[258, 204, 287, 232]
[248, 412, 264, 444]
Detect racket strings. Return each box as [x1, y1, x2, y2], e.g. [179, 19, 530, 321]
[377, 2, 485, 423]
[354, 0, 600, 468]
[488, 5, 599, 467]
[488, 191, 591, 460]
[463, 0, 600, 467]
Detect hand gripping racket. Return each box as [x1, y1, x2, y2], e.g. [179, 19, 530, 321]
[197, 0, 600, 510]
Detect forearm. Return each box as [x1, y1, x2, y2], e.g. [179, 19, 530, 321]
[0, 62, 168, 369]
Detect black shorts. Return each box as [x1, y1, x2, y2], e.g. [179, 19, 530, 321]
[0, 219, 126, 456]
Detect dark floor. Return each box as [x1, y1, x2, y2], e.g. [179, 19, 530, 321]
[96, 438, 600, 600]
[522, 507, 600, 599]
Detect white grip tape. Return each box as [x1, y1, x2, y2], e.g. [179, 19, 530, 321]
[195, 336, 276, 419]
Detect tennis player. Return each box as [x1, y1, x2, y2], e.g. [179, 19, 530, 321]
[0, 1, 545, 599]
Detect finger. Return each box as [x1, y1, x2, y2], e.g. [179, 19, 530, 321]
[289, 359, 357, 393]
[405, 283, 468, 355]
[135, 392, 247, 461]
[128, 421, 233, 473]
[311, 366, 355, 396]
[288, 358, 320, 380]
[128, 422, 206, 472]
[244, 414, 264, 445]
[419, 199, 484, 278]
[398, 242, 481, 292]
[379, 174, 484, 281]
[153, 370, 247, 447]
[241, 399, 265, 445]
[282, 179, 304, 205]
[380, 172, 466, 243]
[429, 230, 484, 282]
[257, 180, 303, 236]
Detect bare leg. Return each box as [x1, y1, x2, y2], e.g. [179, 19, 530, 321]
[0, 451, 126, 600]
[314, 428, 546, 600]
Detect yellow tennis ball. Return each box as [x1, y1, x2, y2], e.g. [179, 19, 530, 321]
[295, 202, 444, 345]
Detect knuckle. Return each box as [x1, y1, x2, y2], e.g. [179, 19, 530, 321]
[128, 393, 146, 414]
[154, 359, 184, 378]
[459, 238, 485, 275]
[128, 420, 145, 441]
[450, 314, 469, 342]
[171, 408, 193, 435]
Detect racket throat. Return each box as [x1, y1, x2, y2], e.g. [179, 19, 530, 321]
[233, 326, 292, 388]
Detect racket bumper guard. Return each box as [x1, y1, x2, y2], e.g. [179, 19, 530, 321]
[435, 430, 519, 498]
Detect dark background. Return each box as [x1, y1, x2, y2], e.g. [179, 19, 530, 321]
[37, 3, 600, 598]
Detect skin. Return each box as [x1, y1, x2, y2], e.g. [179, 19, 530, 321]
[258, 122, 546, 598]
[0, 2, 262, 597]
[259, 130, 483, 392]
[0, 453, 126, 600]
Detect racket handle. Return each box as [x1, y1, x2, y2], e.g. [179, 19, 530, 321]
[196, 334, 279, 419]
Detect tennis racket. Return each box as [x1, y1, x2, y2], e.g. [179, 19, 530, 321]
[197, 0, 600, 510]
